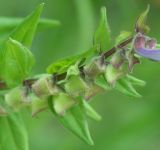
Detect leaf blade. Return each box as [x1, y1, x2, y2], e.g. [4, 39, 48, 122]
[94, 6, 111, 52]
[10, 3, 44, 48]
[0, 113, 29, 150]
[48, 97, 94, 145]
[135, 5, 150, 33]
[1, 38, 35, 87]
[47, 46, 97, 74]
[115, 78, 142, 98]
[0, 17, 60, 32]
[83, 101, 102, 121]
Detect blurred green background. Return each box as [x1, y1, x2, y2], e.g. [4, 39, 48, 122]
[1, 0, 160, 150]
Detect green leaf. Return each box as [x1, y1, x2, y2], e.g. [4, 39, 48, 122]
[126, 75, 146, 86]
[0, 17, 60, 32]
[48, 97, 94, 145]
[47, 46, 97, 74]
[135, 5, 150, 33]
[0, 113, 29, 150]
[83, 101, 101, 121]
[1, 38, 35, 87]
[114, 78, 142, 98]
[10, 3, 44, 48]
[94, 6, 111, 52]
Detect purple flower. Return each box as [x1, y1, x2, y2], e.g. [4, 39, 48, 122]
[134, 34, 160, 61]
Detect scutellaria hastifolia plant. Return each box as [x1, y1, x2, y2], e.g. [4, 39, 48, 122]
[0, 3, 157, 148]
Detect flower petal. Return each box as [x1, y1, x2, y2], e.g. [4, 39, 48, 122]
[135, 48, 160, 61]
[146, 39, 157, 49]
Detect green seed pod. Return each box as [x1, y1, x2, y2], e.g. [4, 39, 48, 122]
[31, 94, 48, 117]
[53, 92, 76, 116]
[32, 75, 59, 98]
[85, 80, 104, 100]
[65, 76, 88, 97]
[5, 86, 30, 111]
[105, 64, 126, 86]
[84, 56, 106, 78]
[0, 106, 8, 116]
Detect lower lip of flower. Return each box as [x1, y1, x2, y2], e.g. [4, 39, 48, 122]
[135, 48, 160, 61]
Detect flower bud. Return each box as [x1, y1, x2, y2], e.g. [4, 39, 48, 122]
[31, 94, 48, 117]
[65, 63, 89, 97]
[110, 51, 125, 69]
[5, 86, 30, 111]
[65, 76, 88, 97]
[105, 64, 125, 86]
[53, 92, 76, 116]
[84, 56, 106, 78]
[32, 75, 59, 98]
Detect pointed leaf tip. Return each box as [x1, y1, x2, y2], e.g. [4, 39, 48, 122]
[37, 3, 45, 12]
[84, 101, 102, 122]
[127, 75, 146, 87]
[10, 3, 45, 48]
[48, 97, 94, 145]
[101, 6, 107, 18]
[94, 6, 110, 52]
[59, 101, 94, 145]
[135, 5, 150, 33]
[115, 78, 142, 98]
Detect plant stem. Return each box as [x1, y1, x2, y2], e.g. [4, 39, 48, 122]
[101, 36, 133, 58]
[0, 36, 133, 90]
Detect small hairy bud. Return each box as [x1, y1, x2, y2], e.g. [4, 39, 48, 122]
[53, 92, 76, 116]
[5, 86, 30, 111]
[65, 76, 88, 97]
[84, 56, 106, 78]
[32, 75, 59, 98]
[110, 51, 125, 69]
[85, 80, 104, 100]
[65, 63, 89, 97]
[105, 64, 126, 86]
[31, 94, 48, 117]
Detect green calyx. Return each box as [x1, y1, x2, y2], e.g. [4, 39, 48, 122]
[105, 64, 126, 86]
[52, 92, 76, 116]
[31, 94, 48, 117]
[84, 56, 106, 78]
[31, 75, 59, 98]
[5, 86, 30, 111]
